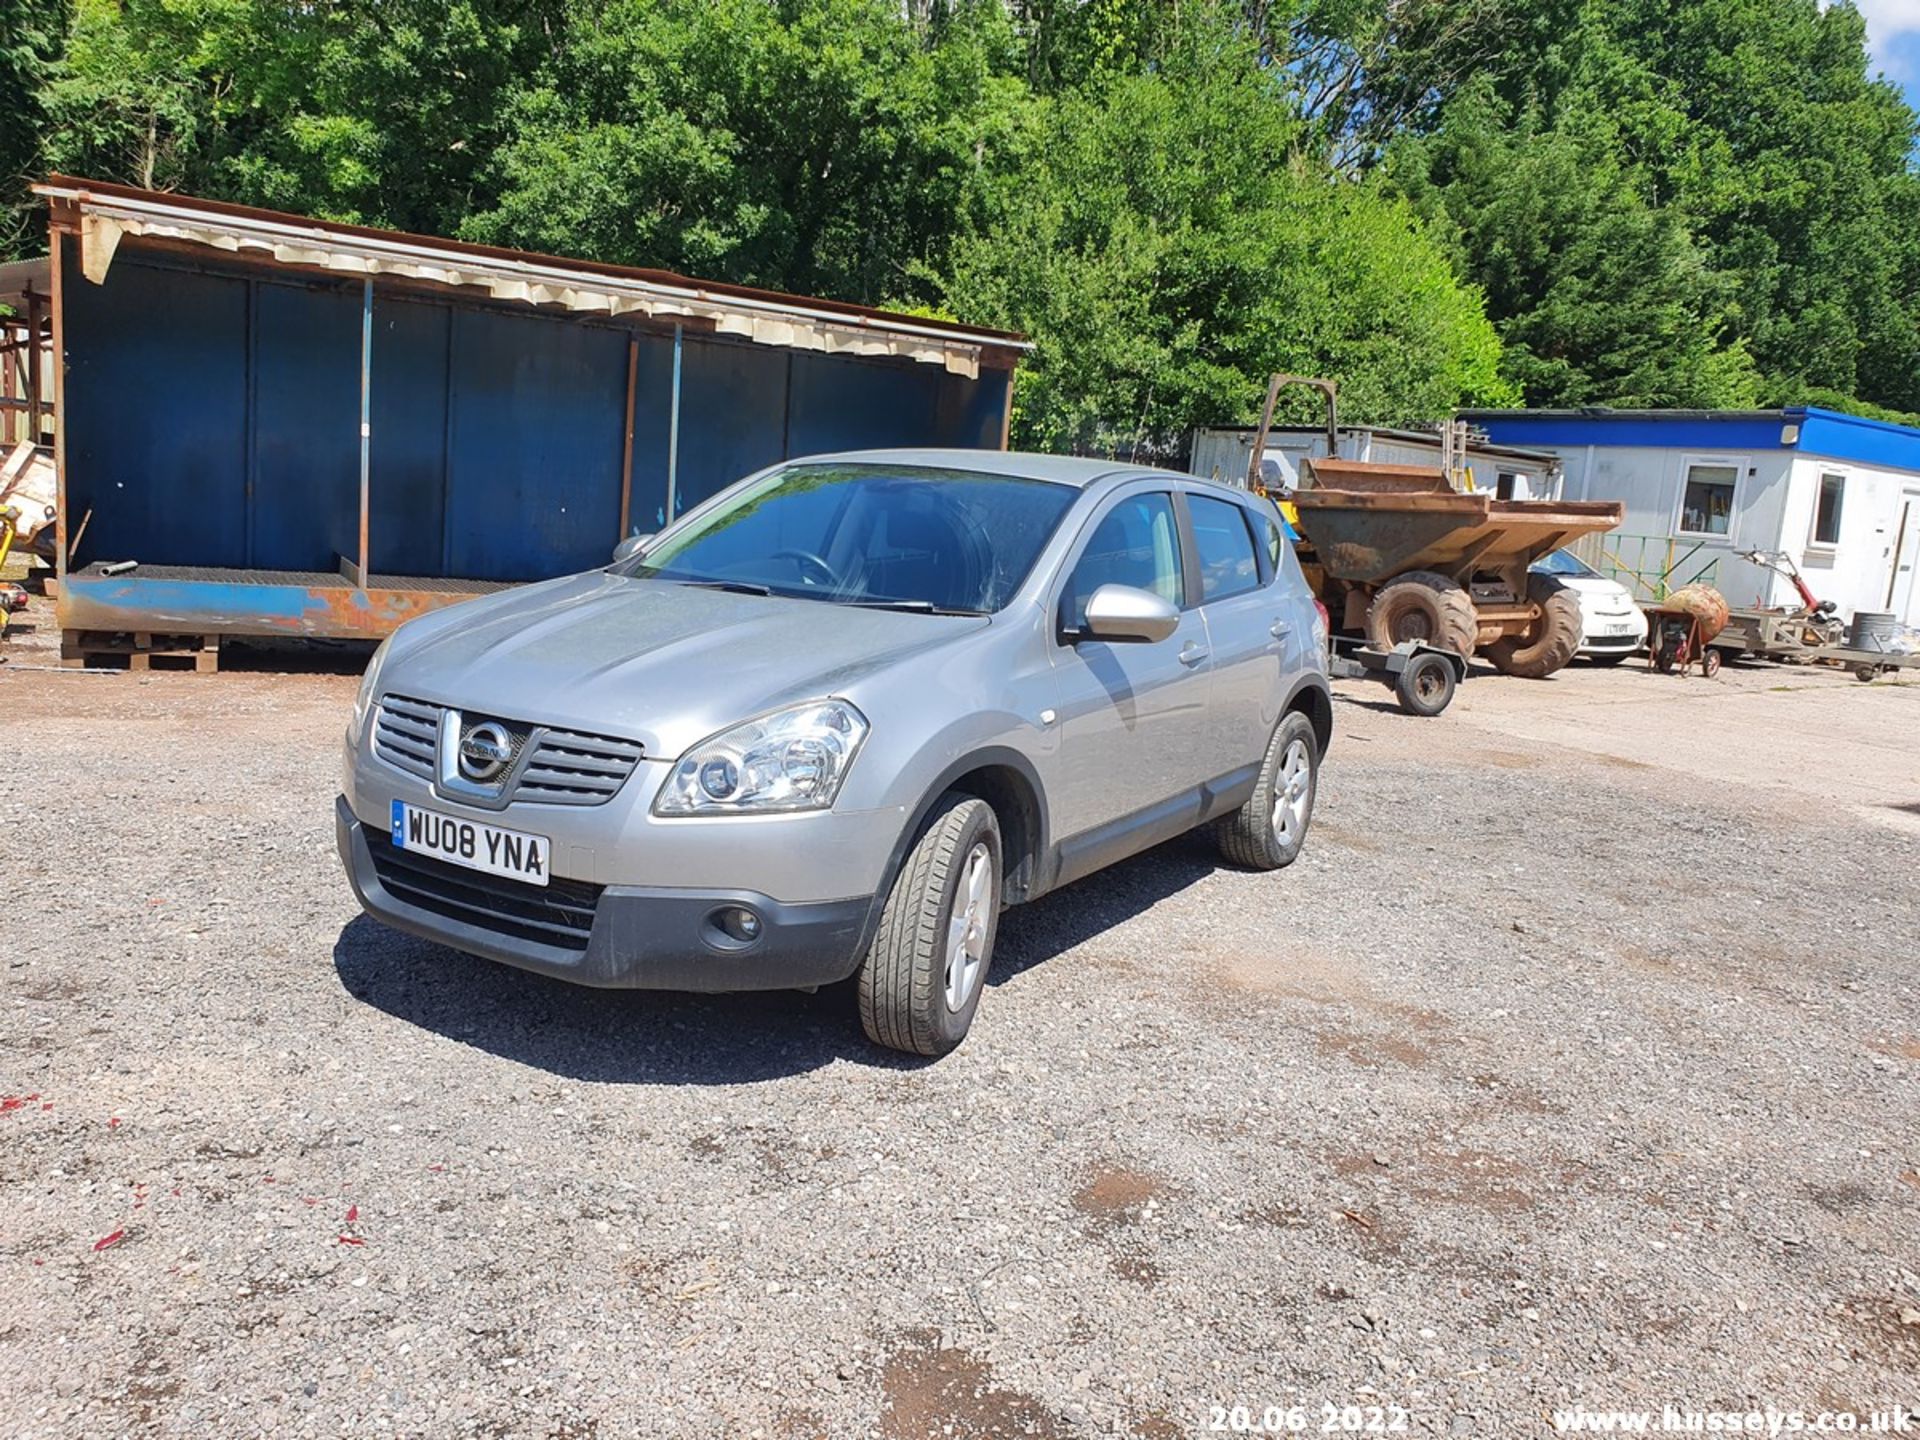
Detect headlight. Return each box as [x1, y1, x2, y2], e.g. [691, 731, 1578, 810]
[348, 636, 394, 745]
[654, 700, 869, 815]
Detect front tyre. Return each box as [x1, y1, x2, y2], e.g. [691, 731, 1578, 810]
[858, 794, 1001, 1057]
[1213, 711, 1319, 871]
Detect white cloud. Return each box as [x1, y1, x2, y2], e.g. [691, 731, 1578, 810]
[1846, 0, 1920, 79]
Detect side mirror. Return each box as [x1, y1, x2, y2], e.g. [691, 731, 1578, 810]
[612, 532, 654, 565]
[1081, 583, 1180, 643]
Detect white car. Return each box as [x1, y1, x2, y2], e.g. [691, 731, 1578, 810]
[1532, 550, 1647, 663]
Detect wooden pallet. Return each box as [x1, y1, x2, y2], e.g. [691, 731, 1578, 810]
[61, 630, 220, 673]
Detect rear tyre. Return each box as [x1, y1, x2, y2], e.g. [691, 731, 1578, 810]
[1213, 711, 1319, 871]
[1394, 652, 1456, 717]
[857, 794, 1001, 1057]
[1484, 576, 1582, 679]
[1364, 571, 1478, 659]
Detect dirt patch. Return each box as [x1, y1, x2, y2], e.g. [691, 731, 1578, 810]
[1331, 1147, 1545, 1216]
[1241, 1201, 1313, 1230]
[1467, 1073, 1562, 1116]
[1482, 751, 1543, 769]
[1072, 1166, 1171, 1286]
[878, 1329, 1067, 1440]
[1840, 1295, 1920, 1369]
[1310, 822, 1382, 853]
[1866, 1036, 1920, 1061]
[1314, 1029, 1433, 1070]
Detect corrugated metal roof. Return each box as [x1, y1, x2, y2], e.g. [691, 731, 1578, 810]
[0, 256, 49, 308]
[35, 177, 1025, 379]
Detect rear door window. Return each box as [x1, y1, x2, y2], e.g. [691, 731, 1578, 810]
[1187, 494, 1262, 602]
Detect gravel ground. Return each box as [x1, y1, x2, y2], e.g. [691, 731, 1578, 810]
[2, 596, 1918, 1438]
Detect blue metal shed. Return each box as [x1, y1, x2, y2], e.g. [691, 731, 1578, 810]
[35, 178, 1023, 653]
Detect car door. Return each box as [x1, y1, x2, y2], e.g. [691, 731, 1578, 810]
[1185, 489, 1298, 770]
[1046, 487, 1216, 849]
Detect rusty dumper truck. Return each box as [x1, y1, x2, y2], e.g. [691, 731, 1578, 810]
[1245, 376, 1625, 681]
[1294, 459, 1625, 678]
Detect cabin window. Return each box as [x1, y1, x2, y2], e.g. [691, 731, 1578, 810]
[1679, 463, 1738, 537]
[1810, 472, 1845, 548]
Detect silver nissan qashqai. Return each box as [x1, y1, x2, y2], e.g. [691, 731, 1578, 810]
[337, 450, 1331, 1055]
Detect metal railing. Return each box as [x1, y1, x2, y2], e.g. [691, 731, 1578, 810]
[1568, 533, 1723, 602]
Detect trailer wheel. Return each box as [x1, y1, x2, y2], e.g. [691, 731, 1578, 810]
[1484, 577, 1582, 679]
[1394, 653, 1456, 717]
[1364, 571, 1478, 659]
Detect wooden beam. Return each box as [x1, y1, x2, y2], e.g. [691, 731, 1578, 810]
[49, 230, 68, 586]
[25, 291, 42, 442]
[619, 335, 637, 538]
[356, 277, 372, 585]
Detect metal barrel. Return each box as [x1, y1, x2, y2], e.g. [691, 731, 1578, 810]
[1848, 611, 1900, 652]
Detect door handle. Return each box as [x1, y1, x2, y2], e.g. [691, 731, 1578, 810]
[1269, 620, 1292, 639]
[1178, 643, 1209, 667]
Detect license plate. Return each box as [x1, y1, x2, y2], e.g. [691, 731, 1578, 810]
[391, 800, 550, 888]
[1599, 623, 1638, 636]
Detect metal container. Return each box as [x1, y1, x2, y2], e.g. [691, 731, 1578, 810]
[1848, 611, 1900, 652]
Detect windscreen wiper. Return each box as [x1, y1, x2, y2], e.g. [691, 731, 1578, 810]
[845, 598, 986, 617]
[676, 579, 774, 596]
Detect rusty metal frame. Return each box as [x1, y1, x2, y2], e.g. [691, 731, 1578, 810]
[1247, 373, 1339, 490]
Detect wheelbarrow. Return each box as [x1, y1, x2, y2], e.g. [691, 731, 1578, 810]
[1647, 584, 1729, 678]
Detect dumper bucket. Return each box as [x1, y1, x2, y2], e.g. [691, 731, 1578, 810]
[1291, 489, 1624, 585]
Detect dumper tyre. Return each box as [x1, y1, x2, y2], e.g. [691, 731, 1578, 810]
[1485, 577, 1582, 679]
[1364, 571, 1478, 659]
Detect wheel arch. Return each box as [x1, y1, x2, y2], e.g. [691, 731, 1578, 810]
[886, 747, 1050, 908]
[1283, 674, 1334, 758]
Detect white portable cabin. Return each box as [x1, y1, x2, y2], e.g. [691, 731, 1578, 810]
[1462, 407, 1920, 625]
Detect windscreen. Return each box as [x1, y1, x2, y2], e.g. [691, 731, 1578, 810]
[622, 464, 1077, 614]
[1533, 549, 1597, 578]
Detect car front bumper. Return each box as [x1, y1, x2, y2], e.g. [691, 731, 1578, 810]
[1579, 612, 1648, 654]
[336, 796, 877, 991]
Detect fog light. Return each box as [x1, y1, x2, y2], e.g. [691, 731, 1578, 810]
[717, 906, 762, 943]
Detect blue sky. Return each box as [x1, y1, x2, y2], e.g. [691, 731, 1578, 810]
[1853, 1, 1920, 113]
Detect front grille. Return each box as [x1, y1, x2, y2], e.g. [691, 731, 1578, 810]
[364, 829, 603, 952]
[518, 728, 647, 805]
[373, 695, 442, 781]
[371, 695, 644, 805]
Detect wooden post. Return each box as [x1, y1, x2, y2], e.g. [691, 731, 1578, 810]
[666, 324, 683, 522]
[618, 335, 637, 538]
[25, 291, 43, 443]
[999, 367, 1015, 451]
[357, 277, 372, 585]
[48, 214, 70, 587]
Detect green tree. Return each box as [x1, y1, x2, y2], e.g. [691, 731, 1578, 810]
[1390, 79, 1761, 407]
[40, 0, 559, 235]
[0, 0, 68, 258]
[944, 15, 1514, 454]
[461, 0, 1031, 302]
[1390, 0, 1920, 417]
